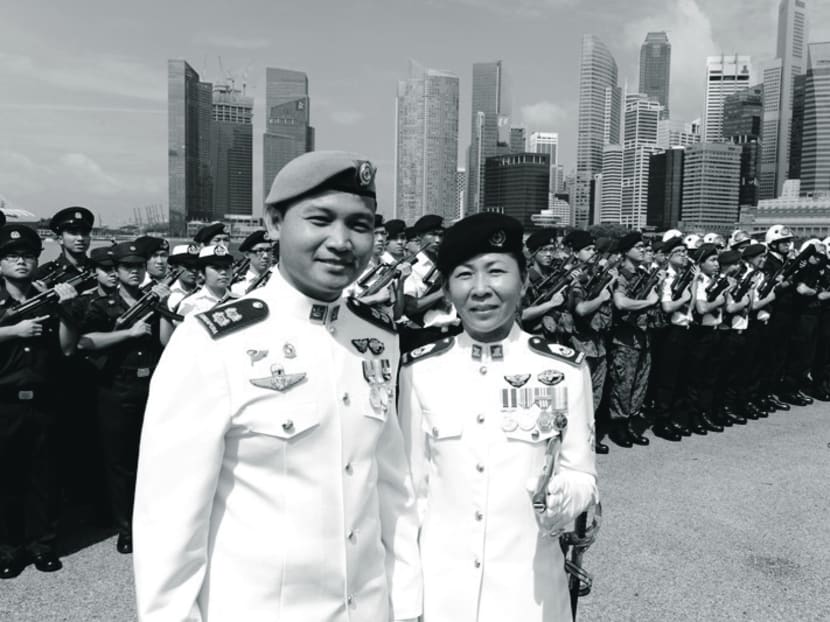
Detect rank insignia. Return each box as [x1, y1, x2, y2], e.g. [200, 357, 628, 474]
[351, 338, 369, 354]
[196, 299, 269, 339]
[489, 345, 504, 360]
[401, 337, 454, 365]
[504, 374, 531, 388]
[528, 336, 585, 367]
[246, 349, 268, 365]
[537, 370, 565, 386]
[330, 305, 340, 322]
[250, 364, 306, 393]
[471, 344, 483, 361]
[309, 304, 327, 323]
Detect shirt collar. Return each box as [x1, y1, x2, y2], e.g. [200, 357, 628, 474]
[457, 322, 524, 362]
[262, 267, 342, 325]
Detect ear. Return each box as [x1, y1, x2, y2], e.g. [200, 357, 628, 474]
[264, 207, 282, 243]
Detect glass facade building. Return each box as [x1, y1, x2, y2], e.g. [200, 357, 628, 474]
[211, 85, 253, 217]
[639, 32, 671, 118]
[647, 147, 684, 230]
[483, 153, 549, 230]
[702, 55, 752, 144]
[680, 143, 742, 234]
[800, 42, 830, 195]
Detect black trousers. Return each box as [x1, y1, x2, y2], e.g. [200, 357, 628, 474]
[811, 310, 830, 386]
[790, 311, 819, 388]
[98, 376, 150, 537]
[719, 329, 747, 409]
[688, 326, 723, 414]
[0, 395, 59, 558]
[652, 325, 691, 423]
[746, 321, 768, 401]
[762, 308, 795, 393]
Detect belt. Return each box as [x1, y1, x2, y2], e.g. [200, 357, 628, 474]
[112, 368, 153, 381]
[0, 387, 42, 402]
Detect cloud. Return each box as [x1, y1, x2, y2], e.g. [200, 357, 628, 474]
[195, 34, 272, 50]
[0, 103, 164, 114]
[60, 153, 122, 196]
[430, 0, 576, 16]
[520, 101, 569, 130]
[0, 150, 52, 195]
[330, 110, 366, 126]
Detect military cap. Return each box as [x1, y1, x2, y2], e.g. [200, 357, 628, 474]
[198, 244, 234, 268]
[405, 226, 418, 241]
[662, 228, 683, 242]
[437, 212, 524, 277]
[651, 240, 664, 254]
[134, 235, 169, 258]
[563, 229, 595, 252]
[595, 237, 618, 254]
[112, 241, 145, 264]
[168, 243, 201, 267]
[384, 219, 406, 237]
[264, 150, 377, 209]
[238, 230, 270, 253]
[0, 211, 6, 227]
[617, 232, 643, 255]
[411, 214, 444, 236]
[663, 236, 685, 254]
[50, 206, 94, 233]
[90, 246, 116, 268]
[194, 222, 227, 245]
[525, 228, 558, 252]
[0, 224, 42, 255]
[742, 243, 766, 260]
[718, 249, 741, 266]
[374, 214, 385, 229]
[696, 243, 719, 264]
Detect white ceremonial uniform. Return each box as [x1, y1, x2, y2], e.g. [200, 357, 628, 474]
[697, 273, 722, 327]
[230, 268, 260, 296]
[661, 266, 692, 327]
[166, 279, 196, 312]
[133, 269, 422, 622]
[176, 287, 234, 318]
[399, 324, 597, 622]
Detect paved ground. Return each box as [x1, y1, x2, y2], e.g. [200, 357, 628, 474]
[3, 404, 829, 621]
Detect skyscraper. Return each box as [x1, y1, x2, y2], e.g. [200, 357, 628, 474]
[702, 55, 752, 143]
[168, 60, 213, 235]
[211, 84, 253, 218]
[599, 144, 623, 223]
[263, 68, 314, 200]
[680, 143, 742, 233]
[455, 168, 466, 220]
[575, 35, 620, 228]
[466, 61, 511, 214]
[647, 147, 684, 230]
[394, 61, 460, 223]
[657, 119, 701, 149]
[760, 59, 784, 199]
[483, 153, 549, 230]
[510, 127, 525, 153]
[622, 93, 662, 227]
[800, 42, 830, 195]
[723, 86, 763, 206]
[639, 32, 671, 118]
[528, 132, 559, 165]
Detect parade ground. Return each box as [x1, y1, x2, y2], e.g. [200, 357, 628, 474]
[3, 403, 829, 622]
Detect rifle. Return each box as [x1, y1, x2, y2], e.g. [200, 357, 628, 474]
[586, 256, 621, 299]
[245, 267, 274, 293]
[531, 258, 578, 306]
[630, 265, 662, 299]
[37, 263, 74, 288]
[0, 270, 95, 326]
[730, 265, 755, 301]
[114, 268, 183, 328]
[670, 264, 695, 300]
[757, 244, 815, 298]
[230, 257, 251, 284]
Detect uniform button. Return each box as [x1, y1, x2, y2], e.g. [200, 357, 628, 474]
[476, 463, 485, 473]
[137, 351, 143, 356]
[282, 420, 294, 432]
[347, 594, 354, 605]
[479, 366, 487, 375]
[474, 558, 481, 568]
[475, 511, 483, 521]
[432, 426, 439, 437]
[531, 430, 540, 440]
[328, 326, 336, 334]
[23, 347, 31, 353]
[345, 462, 353, 474]
[342, 393, 350, 405]
[476, 414, 485, 423]
[347, 530, 356, 542]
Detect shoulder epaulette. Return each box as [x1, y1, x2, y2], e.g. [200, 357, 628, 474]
[402, 337, 455, 366]
[196, 298, 268, 339]
[528, 336, 585, 367]
[346, 298, 396, 333]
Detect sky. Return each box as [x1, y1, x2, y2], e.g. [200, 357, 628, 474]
[1, 0, 829, 225]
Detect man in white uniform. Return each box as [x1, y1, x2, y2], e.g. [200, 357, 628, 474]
[230, 230, 272, 296]
[133, 151, 422, 622]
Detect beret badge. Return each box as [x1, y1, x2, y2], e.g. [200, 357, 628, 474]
[10, 231, 20, 239]
[187, 244, 199, 255]
[214, 245, 228, 256]
[489, 229, 507, 248]
[357, 161, 375, 188]
[75, 211, 82, 219]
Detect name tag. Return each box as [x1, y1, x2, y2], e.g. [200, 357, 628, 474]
[18, 390, 34, 401]
[136, 368, 150, 378]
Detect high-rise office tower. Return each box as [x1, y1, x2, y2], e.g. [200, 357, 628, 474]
[211, 84, 253, 218]
[510, 127, 525, 153]
[466, 61, 511, 214]
[639, 32, 671, 118]
[575, 35, 620, 228]
[263, 68, 314, 201]
[483, 153, 549, 230]
[599, 144, 623, 223]
[789, 73, 806, 181]
[455, 168, 466, 220]
[760, 59, 784, 199]
[528, 132, 559, 165]
[168, 60, 214, 235]
[550, 163, 565, 194]
[800, 42, 830, 195]
[647, 147, 684, 230]
[622, 93, 662, 228]
[394, 61, 460, 223]
[702, 55, 752, 143]
[657, 119, 701, 149]
[723, 86, 763, 206]
[680, 143, 742, 233]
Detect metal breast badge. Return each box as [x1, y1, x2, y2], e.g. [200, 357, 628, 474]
[250, 363, 306, 393]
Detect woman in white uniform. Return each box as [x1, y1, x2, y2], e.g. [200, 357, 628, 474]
[399, 213, 598, 622]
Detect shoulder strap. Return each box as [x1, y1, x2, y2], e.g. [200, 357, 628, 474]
[346, 298, 396, 333]
[195, 298, 269, 339]
[401, 336, 455, 366]
[528, 336, 585, 367]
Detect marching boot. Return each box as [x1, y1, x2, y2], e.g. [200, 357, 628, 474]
[741, 403, 761, 420]
[699, 412, 724, 433]
[689, 414, 708, 435]
[805, 384, 830, 401]
[627, 421, 650, 446]
[670, 420, 692, 436]
[778, 392, 808, 407]
[714, 409, 733, 427]
[608, 423, 633, 448]
[594, 440, 610, 455]
[652, 422, 682, 442]
[721, 407, 747, 425]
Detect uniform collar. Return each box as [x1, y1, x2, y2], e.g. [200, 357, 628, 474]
[457, 322, 524, 361]
[263, 267, 342, 325]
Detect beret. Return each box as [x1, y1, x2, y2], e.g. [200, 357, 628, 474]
[0, 211, 5, 227]
[525, 228, 558, 252]
[112, 241, 145, 263]
[384, 219, 406, 237]
[198, 244, 234, 267]
[50, 206, 94, 233]
[437, 212, 524, 277]
[617, 232, 643, 254]
[194, 222, 227, 245]
[265, 151, 377, 208]
[374, 214, 385, 229]
[90, 246, 116, 268]
[663, 236, 685, 254]
[595, 237, 618, 254]
[405, 226, 418, 241]
[718, 249, 741, 266]
[239, 230, 269, 253]
[0, 224, 42, 254]
[411, 214, 444, 236]
[741, 243, 766, 260]
[168, 243, 201, 267]
[651, 240, 664, 253]
[134, 235, 169, 258]
[696, 243, 719, 263]
[563, 229, 595, 252]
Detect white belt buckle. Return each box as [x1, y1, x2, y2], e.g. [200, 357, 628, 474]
[136, 368, 150, 378]
[18, 390, 34, 401]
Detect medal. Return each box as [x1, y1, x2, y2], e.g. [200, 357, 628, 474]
[537, 411, 556, 433]
[518, 412, 536, 431]
[517, 387, 534, 410]
[504, 373, 531, 388]
[501, 414, 518, 432]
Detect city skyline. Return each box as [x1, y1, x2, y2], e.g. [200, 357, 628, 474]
[2, 0, 830, 225]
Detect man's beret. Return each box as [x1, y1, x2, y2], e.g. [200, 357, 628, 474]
[0, 225, 42, 255]
[194, 222, 227, 245]
[617, 232, 643, 254]
[168, 243, 201, 267]
[411, 214, 444, 236]
[112, 242, 145, 264]
[563, 230, 595, 252]
[718, 249, 741, 266]
[134, 235, 169, 258]
[437, 213, 524, 277]
[384, 219, 406, 237]
[405, 226, 417, 241]
[374, 214, 385, 229]
[742, 243, 766, 260]
[264, 151, 377, 209]
[50, 206, 94, 233]
[198, 244, 234, 267]
[663, 236, 685, 254]
[90, 246, 116, 268]
[239, 230, 270, 253]
[696, 243, 719, 263]
[595, 237, 618, 254]
[0, 211, 6, 227]
[651, 240, 664, 254]
[525, 228, 558, 252]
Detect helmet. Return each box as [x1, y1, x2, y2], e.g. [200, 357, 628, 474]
[822, 237, 830, 251]
[703, 232, 726, 247]
[800, 238, 823, 254]
[684, 234, 702, 250]
[662, 229, 683, 242]
[765, 225, 793, 246]
[729, 229, 751, 248]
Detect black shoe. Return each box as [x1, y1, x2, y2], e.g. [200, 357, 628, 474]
[670, 421, 692, 436]
[768, 395, 791, 411]
[778, 392, 808, 407]
[594, 441, 610, 454]
[805, 385, 830, 401]
[723, 410, 747, 425]
[653, 424, 682, 442]
[699, 413, 724, 433]
[627, 425, 650, 446]
[116, 533, 133, 555]
[796, 390, 814, 405]
[31, 551, 62, 573]
[0, 551, 29, 579]
[608, 429, 633, 448]
[742, 404, 760, 420]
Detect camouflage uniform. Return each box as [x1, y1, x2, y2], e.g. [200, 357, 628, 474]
[569, 266, 613, 410]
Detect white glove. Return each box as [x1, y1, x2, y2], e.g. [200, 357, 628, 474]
[528, 472, 597, 535]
